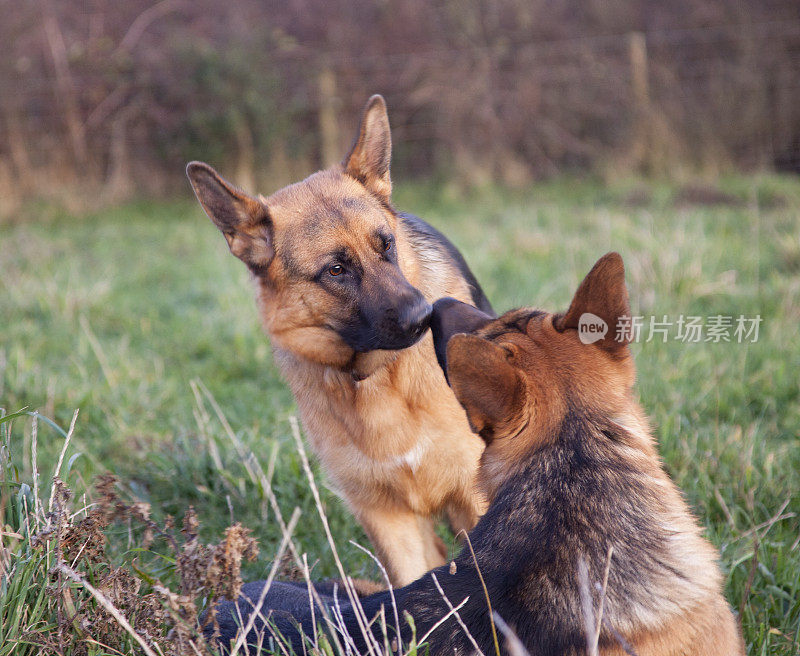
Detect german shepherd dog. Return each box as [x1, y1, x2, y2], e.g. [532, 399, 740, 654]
[187, 96, 491, 586]
[208, 253, 743, 655]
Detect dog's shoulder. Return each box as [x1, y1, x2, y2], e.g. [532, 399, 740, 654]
[399, 212, 494, 315]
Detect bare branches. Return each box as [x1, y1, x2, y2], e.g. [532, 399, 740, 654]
[115, 0, 185, 57]
[3, 2, 799, 205]
[41, 2, 89, 168]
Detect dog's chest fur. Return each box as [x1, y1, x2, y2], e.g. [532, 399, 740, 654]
[278, 343, 482, 513]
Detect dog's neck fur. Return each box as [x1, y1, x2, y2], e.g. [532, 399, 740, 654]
[471, 402, 723, 637]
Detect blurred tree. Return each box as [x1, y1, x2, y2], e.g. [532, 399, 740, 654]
[0, 0, 798, 207]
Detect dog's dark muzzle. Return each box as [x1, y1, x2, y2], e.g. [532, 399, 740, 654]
[339, 291, 433, 353]
[374, 296, 433, 350]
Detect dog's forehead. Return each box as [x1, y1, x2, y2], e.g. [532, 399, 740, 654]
[266, 170, 382, 225]
[477, 308, 546, 340]
[266, 170, 392, 270]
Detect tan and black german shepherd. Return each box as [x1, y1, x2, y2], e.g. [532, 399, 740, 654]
[209, 252, 743, 655]
[187, 96, 491, 586]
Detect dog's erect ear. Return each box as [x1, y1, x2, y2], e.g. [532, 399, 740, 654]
[446, 334, 527, 444]
[343, 95, 392, 201]
[430, 297, 494, 381]
[554, 252, 631, 350]
[186, 161, 274, 272]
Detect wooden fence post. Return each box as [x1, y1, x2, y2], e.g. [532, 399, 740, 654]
[628, 31, 652, 173]
[42, 5, 89, 172]
[317, 63, 341, 168]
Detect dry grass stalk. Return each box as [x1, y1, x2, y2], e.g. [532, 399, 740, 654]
[229, 507, 301, 656]
[459, 530, 500, 656]
[58, 562, 162, 656]
[579, 548, 639, 656]
[350, 540, 401, 645]
[48, 409, 79, 513]
[491, 612, 531, 656]
[578, 556, 597, 656]
[289, 415, 382, 656]
[27, 473, 259, 656]
[593, 546, 614, 648]
[739, 535, 760, 620]
[427, 572, 483, 655]
[204, 392, 347, 656]
[31, 413, 41, 528]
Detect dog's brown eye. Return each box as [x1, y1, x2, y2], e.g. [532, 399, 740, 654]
[328, 264, 344, 277]
[383, 239, 392, 252]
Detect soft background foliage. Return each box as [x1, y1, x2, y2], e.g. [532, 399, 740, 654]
[1, 0, 800, 217]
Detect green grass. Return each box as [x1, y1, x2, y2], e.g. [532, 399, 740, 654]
[2, 175, 800, 653]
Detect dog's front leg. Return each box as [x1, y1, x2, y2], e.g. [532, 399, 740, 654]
[355, 506, 446, 587]
[445, 497, 486, 538]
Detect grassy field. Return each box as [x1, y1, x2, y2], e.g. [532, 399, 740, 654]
[1, 175, 799, 654]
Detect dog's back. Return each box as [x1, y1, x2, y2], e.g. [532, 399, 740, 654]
[397, 413, 742, 655]
[400, 212, 493, 315]
[417, 252, 744, 655]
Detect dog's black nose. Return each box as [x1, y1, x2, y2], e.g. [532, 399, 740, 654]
[400, 299, 433, 339]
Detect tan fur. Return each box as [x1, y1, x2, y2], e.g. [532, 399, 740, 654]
[188, 97, 487, 586]
[272, 250, 487, 585]
[609, 595, 744, 656]
[270, 209, 487, 584]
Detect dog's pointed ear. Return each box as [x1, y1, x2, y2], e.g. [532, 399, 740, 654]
[554, 252, 631, 350]
[446, 334, 527, 444]
[342, 95, 392, 201]
[186, 161, 274, 272]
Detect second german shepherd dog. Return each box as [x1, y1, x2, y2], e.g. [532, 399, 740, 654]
[187, 96, 491, 586]
[209, 253, 743, 655]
